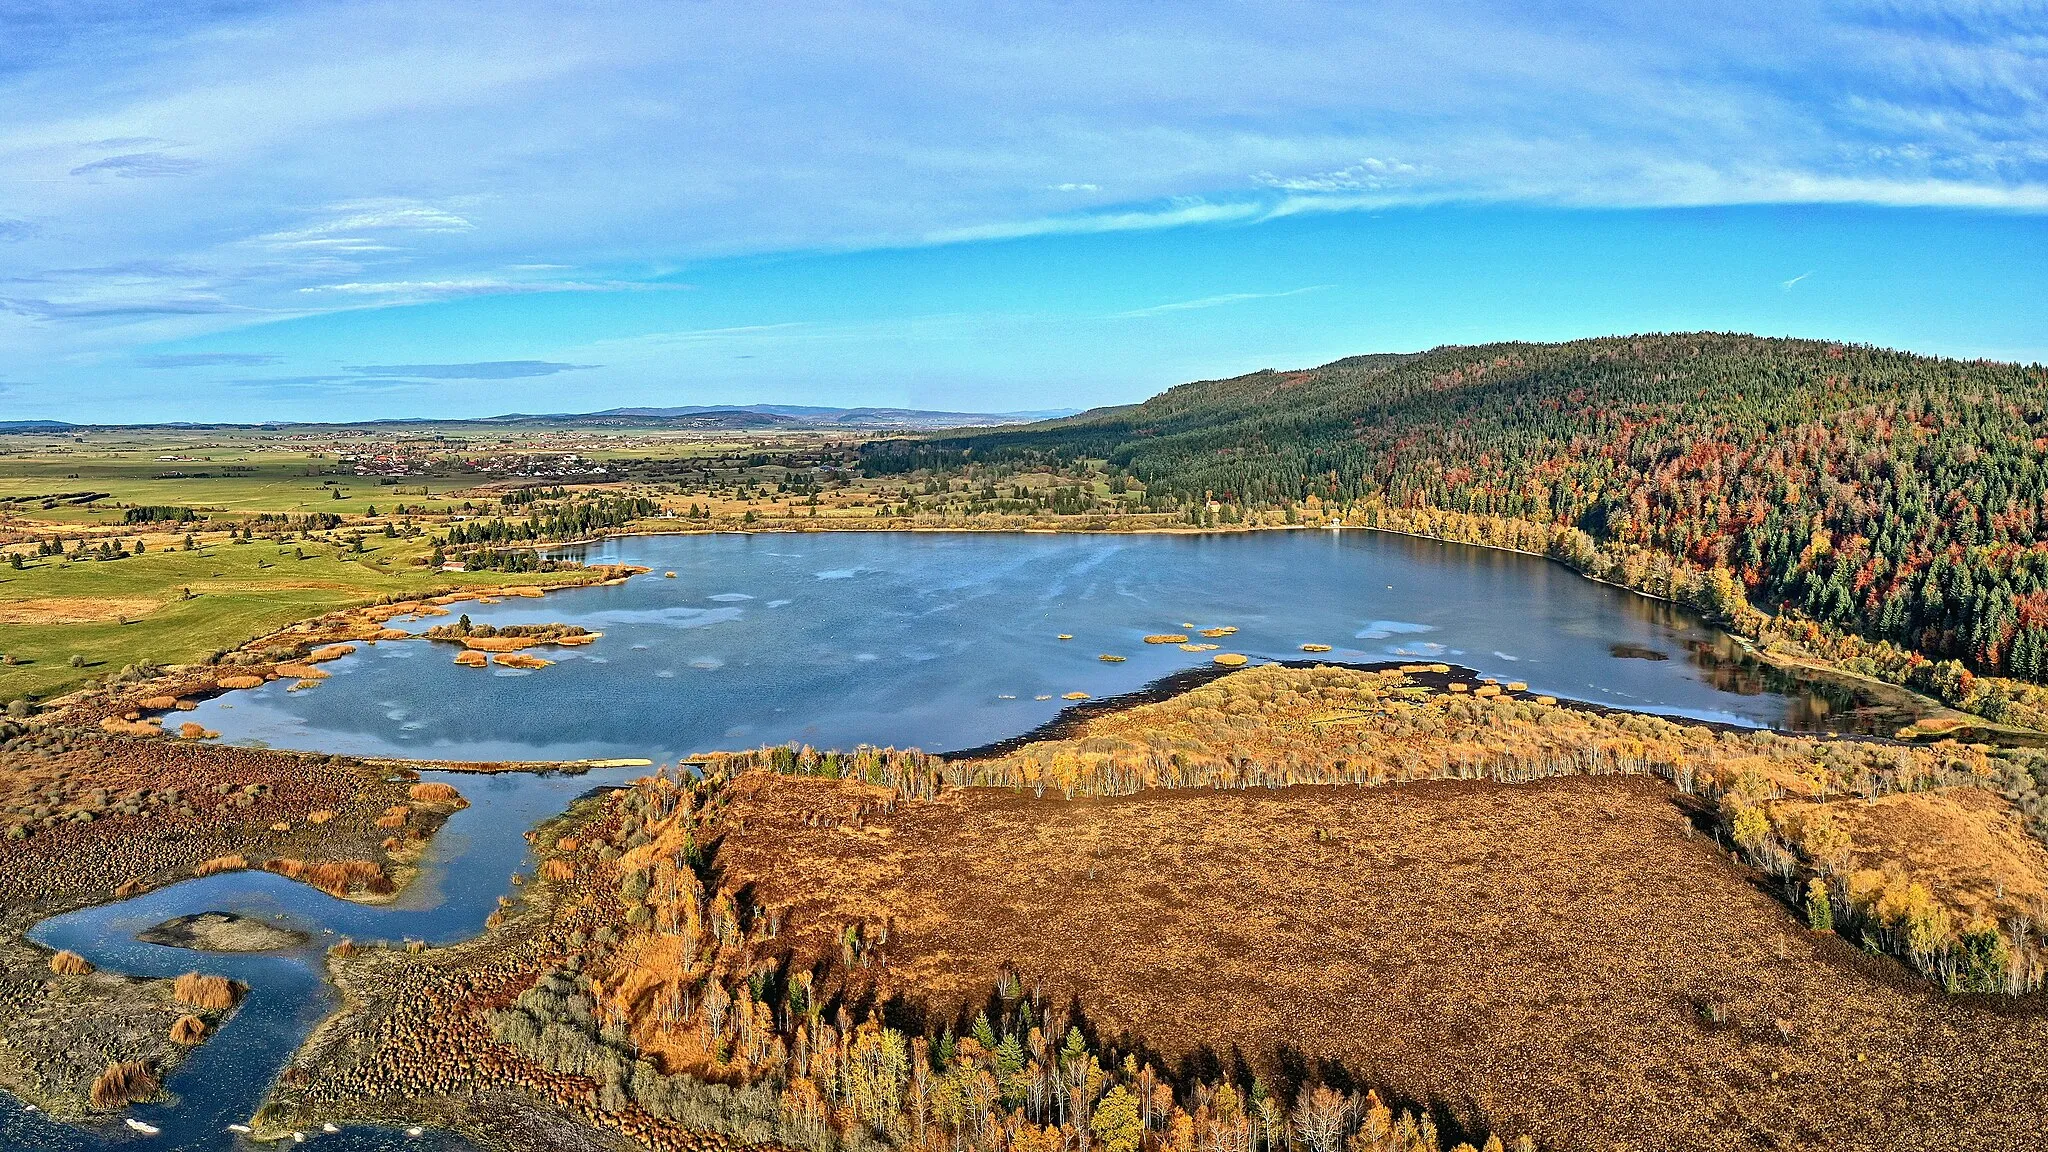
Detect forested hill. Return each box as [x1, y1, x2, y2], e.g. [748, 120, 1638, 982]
[881, 333, 2048, 684]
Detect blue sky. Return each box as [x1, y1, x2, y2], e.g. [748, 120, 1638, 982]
[2, 2, 2045, 422]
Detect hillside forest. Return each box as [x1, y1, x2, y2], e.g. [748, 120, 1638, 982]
[891, 335, 2048, 702]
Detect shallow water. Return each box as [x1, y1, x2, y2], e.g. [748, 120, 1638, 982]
[8, 529, 1906, 1150]
[182, 530, 1903, 762]
[3, 765, 644, 1151]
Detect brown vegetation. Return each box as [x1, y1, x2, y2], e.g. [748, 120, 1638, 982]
[409, 782, 467, 805]
[87, 1060, 158, 1110]
[194, 853, 249, 876]
[699, 770, 2048, 1152]
[169, 1014, 208, 1045]
[48, 949, 92, 976]
[172, 972, 244, 1011]
[262, 857, 396, 898]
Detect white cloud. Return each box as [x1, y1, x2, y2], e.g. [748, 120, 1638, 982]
[1113, 286, 1334, 319]
[0, 0, 2043, 375]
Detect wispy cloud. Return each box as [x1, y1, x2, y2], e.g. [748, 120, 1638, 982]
[138, 352, 281, 368]
[1782, 271, 1815, 290]
[1256, 158, 1422, 194]
[928, 200, 1266, 244]
[1113, 285, 1334, 319]
[296, 278, 663, 300]
[0, 0, 2044, 405]
[257, 200, 474, 252]
[343, 361, 596, 380]
[69, 151, 200, 178]
[0, 294, 245, 320]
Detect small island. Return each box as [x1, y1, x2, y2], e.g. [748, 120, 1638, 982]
[138, 912, 309, 953]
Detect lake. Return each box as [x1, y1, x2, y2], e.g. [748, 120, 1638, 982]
[179, 529, 1901, 763]
[8, 528, 1903, 1151]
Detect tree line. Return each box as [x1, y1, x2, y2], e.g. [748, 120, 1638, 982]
[890, 335, 2048, 685]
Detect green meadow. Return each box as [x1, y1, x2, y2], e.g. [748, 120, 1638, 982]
[0, 532, 582, 704]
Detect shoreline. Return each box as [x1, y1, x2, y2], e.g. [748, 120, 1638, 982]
[132, 520, 2014, 768]
[540, 516, 2017, 739]
[5, 645, 2027, 1138]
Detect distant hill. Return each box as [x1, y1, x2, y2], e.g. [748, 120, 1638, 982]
[892, 333, 2048, 685]
[0, 405, 1076, 435]
[567, 404, 1078, 429]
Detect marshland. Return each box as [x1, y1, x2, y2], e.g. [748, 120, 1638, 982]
[6, 527, 2048, 1152]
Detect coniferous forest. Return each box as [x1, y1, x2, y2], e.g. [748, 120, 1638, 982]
[903, 334, 2048, 684]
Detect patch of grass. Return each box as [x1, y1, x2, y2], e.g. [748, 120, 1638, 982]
[172, 972, 243, 1011]
[0, 537, 583, 700]
[87, 1060, 158, 1110]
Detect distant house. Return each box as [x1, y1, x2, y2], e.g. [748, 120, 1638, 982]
[440, 560, 467, 572]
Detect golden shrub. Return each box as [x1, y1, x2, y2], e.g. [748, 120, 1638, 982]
[173, 972, 243, 1011]
[194, 854, 248, 876]
[88, 1060, 157, 1110]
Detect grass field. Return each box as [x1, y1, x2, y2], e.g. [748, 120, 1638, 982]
[0, 433, 487, 522]
[0, 534, 575, 701]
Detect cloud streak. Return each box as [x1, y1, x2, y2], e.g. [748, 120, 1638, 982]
[138, 352, 281, 368]
[69, 151, 200, 178]
[343, 361, 595, 380]
[1113, 286, 1334, 319]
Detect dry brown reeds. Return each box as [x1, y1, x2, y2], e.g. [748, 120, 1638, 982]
[1212, 653, 1248, 667]
[408, 782, 464, 805]
[493, 652, 553, 669]
[194, 853, 248, 877]
[217, 675, 265, 690]
[375, 806, 411, 829]
[262, 857, 392, 898]
[173, 972, 243, 1011]
[88, 1060, 158, 1109]
[458, 636, 535, 652]
[49, 949, 93, 976]
[453, 650, 489, 667]
[169, 1014, 208, 1045]
[306, 809, 336, 825]
[540, 858, 577, 882]
[1144, 634, 1190, 644]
